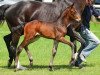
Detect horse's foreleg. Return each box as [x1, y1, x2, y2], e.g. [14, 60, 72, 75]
[73, 30, 86, 57]
[49, 40, 59, 71]
[70, 37, 77, 53]
[3, 33, 13, 67]
[67, 26, 78, 65]
[69, 36, 78, 65]
[69, 30, 86, 66]
[24, 46, 33, 67]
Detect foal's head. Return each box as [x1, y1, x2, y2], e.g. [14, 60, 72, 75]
[61, 3, 81, 24]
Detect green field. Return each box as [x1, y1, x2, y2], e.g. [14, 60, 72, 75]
[0, 22, 100, 75]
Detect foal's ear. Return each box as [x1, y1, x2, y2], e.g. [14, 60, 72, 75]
[69, 3, 74, 9]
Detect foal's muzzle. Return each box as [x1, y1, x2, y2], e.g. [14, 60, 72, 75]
[76, 18, 81, 22]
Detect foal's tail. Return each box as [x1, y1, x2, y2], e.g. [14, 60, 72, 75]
[0, 4, 11, 25]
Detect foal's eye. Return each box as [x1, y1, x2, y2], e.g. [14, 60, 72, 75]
[73, 11, 77, 14]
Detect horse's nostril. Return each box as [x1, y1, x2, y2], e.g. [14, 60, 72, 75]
[76, 18, 81, 22]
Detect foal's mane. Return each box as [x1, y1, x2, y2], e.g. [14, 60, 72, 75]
[57, 3, 74, 23]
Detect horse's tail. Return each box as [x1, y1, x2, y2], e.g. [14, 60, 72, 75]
[0, 4, 11, 25]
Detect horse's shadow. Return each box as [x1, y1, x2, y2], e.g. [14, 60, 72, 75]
[0, 63, 95, 71]
[28, 65, 70, 70]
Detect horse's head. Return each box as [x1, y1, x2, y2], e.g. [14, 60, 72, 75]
[66, 3, 81, 22]
[60, 3, 81, 25]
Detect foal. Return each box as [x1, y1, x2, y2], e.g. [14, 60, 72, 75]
[15, 4, 81, 70]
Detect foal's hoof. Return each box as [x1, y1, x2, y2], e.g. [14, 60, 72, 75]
[30, 63, 33, 67]
[14, 68, 18, 72]
[69, 60, 75, 67]
[49, 66, 54, 71]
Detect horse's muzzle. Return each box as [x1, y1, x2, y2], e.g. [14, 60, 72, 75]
[76, 18, 81, 23]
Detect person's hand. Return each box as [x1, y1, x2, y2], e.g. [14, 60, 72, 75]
[96, 16, 100, 21]
[97, 16, 100, 19]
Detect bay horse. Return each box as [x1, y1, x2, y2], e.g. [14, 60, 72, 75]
[0, 0, 87, 69]
[15, 4, 81, 71]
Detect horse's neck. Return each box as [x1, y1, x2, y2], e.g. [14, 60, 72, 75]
[55, 0, 70, 10]
[63, 0, 86, 15]
[75, 0, 86, 14]
[57, 15, 70, 28]
[2, 4, 11, 12]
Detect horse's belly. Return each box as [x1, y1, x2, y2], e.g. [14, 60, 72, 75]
[39, 24, 55, 39]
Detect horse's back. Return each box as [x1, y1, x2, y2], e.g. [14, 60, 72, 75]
[5, 1, 42, 16]
[5, 1, 59, 23]
[24, 20, 56, 38]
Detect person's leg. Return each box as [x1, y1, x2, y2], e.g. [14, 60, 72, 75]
[75, 28, 100, 66]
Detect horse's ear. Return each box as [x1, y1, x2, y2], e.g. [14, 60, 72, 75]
[70, 3, 74, 9]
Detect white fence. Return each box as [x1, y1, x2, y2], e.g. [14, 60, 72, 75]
[0, 0, 53, 6]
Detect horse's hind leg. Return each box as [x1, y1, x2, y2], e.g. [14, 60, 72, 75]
[3, 33, 13, 67]
[4, 32, 22, 68]
[49, 40, 59, 71]
[10, 32, 20, 68]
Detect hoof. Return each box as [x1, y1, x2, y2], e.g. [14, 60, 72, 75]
[75, 64, 83, 69]
[49, 66, 54, 71]
[16, 65, 27, 71]
[69, 60, 76, 67]
[19, 66, 27, 70]
[29, 64, 33, 69]
[30, 62, 33, 67]
[8, 60, 12, 67]
[14, 67, 27, 72]
[74, 62, 83, 69]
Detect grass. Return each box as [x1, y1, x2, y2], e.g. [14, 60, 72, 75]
[0, 22, 100, 75]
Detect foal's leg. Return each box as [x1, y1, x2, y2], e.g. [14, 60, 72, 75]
[58, 37, 75, 64]
[49, 40, 59, 71]
[15, 33, 36, 70]
[24, 36, 40, 67]
[24, 46, 33, 66]
[15, 41, 30, 70]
